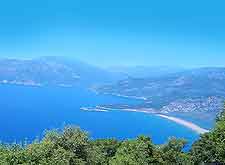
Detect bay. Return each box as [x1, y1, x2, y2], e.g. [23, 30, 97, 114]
[0, 84, 198, 147]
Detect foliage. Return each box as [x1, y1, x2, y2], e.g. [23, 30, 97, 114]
[109, 136, 156, 165]
[190, 103, 225, 164]
[0, 103, 224, 164]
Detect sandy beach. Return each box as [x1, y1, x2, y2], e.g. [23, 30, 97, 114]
[117, 108, 209, 134]
[157, 114, 209, 134]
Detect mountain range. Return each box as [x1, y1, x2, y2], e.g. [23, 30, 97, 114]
[107, 65, 185, 78]
[96, 67, 225, 102]
[0, 57, 224, 124]
[95, 67, 225, 123]
[0, 57, 125, 87]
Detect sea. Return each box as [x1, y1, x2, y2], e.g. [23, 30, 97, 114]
[0, 84, 199, 148]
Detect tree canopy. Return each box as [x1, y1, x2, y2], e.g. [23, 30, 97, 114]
[0, 103, 225, 164]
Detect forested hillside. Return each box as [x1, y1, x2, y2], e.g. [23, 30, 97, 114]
[0, 104, 224, 164]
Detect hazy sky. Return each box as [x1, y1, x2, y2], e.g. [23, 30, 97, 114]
[0, 0, 225, 67]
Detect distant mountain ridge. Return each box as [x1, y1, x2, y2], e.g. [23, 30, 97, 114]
[107, 65, 185, 78]
[97, 67, 225, 98]
[95, 67, 225, 118]
[0, 57, 125, 87]
[1, 57, 224, 121]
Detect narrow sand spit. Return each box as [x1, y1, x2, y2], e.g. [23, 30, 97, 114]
[157, 114, 209, 134]
[117, 109, 209, 134]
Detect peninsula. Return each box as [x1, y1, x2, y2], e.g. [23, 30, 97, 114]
[157, 114, 209, 134]
[112, 108, 210, 134]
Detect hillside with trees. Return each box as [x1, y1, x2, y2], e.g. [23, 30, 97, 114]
[0, 104, 224, 164]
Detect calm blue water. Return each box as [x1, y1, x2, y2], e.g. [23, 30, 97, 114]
[0, 84, 199, 148]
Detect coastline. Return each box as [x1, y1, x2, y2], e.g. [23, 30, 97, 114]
[115, 108, 210, 134]
[156, 114, 209, 134]
[95, 91, 148, 101]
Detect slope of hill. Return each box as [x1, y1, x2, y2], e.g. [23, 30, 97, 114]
[95, 68, 225, 117]
[108, 65, 185, 78]
[0, 57, 125, 87]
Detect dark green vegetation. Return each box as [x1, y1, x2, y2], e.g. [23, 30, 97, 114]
[0, 104, 224, 164]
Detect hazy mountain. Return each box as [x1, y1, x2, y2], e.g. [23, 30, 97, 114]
[0, 57, 126, 87]
[95, 67, 225, 114]
[107, 66, 185, 78]
[1, 57, 224, 117]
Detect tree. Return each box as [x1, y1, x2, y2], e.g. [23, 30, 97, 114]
[0, 126, 90, 164]
[109, 136, 156, 165]
[0, 105, 225, 165]
[191, 102, 225, 164]
[87, 139, 120, 164]
[160, 137, 193, 164]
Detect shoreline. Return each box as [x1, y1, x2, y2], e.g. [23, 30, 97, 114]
[115, 108, 210, 134]
[156, 114, 209, 134]
[95, 91, 148, 101]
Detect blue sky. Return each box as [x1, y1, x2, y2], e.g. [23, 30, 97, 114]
[0, 0, 225, 67]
